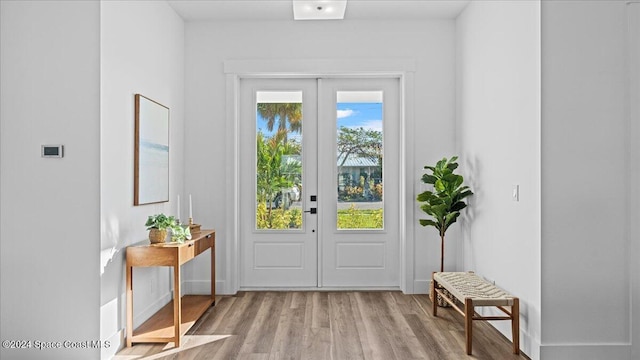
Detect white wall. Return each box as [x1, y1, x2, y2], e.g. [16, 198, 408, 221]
[0, 1, 101, 359]
[541, 1, 633, 359]
[100, 1, 184, 357]
[631, 4, 640, 358]
[184, 19, 457, 295]
[456, 1, 541, 358]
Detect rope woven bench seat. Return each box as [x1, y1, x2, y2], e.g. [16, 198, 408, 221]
[431, 271, 520, 356]
[433, 272, 516, 306]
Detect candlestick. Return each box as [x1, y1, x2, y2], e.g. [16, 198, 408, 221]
[177, 195, 181, 221]
[189, 194, 193, 219]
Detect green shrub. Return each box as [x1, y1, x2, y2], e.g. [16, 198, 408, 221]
[256, 201, 302, 230]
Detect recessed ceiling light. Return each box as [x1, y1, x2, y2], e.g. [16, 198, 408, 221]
[293, 0, 347, 20]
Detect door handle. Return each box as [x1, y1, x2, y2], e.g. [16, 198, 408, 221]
[304, 208, 317, 214]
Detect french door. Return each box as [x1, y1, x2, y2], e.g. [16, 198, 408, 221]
[239, 77, 400, 288]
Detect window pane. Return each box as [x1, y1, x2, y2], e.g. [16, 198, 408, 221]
[336, 91, 383, 230]
[255, 91, 303, 230]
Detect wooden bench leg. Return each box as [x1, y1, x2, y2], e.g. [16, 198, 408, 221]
[465, 298, 473, 355]
[512, 298, 520, 354]
[432, 272, 438, 317]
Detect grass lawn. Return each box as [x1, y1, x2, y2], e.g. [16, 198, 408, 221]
[337, 207, 383, 229]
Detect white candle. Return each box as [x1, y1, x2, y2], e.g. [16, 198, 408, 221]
[177, 195, 181, 221]
[189, 194, 193, 219]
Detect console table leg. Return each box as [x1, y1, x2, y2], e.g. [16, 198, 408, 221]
[126, 265, 133, 347]
[173, 264, 181, 347]
[211, 240, 216, 305]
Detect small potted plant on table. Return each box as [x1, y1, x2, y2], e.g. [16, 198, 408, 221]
[169, 223, 192, 244]
[145, 214, 193, 244]
[145, 214, 176, 244]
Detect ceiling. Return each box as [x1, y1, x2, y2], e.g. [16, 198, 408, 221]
[167, 0, 470, 21]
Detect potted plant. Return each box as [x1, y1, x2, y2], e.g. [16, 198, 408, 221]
[417, 156, 473, 305]
[169, 223, 192, 244]
[145, 214, 176, 244]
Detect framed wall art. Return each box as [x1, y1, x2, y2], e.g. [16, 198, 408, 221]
[134, 94, 169, 205]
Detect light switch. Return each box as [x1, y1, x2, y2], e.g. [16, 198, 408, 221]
[512, 184, 519, 202]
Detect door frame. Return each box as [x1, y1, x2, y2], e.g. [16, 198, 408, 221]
[223, 58, 417, 294]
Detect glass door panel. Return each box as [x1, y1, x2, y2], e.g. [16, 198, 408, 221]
[255, 91, 303, 230]
[336, 91, 384, 230]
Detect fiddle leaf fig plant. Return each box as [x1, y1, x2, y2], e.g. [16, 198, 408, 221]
[417, 156, 473, 272]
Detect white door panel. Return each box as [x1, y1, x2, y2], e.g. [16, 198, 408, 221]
[239, 78, 318, 287]
[318, 78, 400, 287]
[336, 242, 386, 268]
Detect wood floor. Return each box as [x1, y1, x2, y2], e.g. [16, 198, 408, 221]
[115, 291, 529, 360]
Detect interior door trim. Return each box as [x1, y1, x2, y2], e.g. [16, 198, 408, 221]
[224, 58, 416, 75]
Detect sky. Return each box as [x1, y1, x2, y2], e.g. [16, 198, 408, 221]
[256, 102, 383, 138]
[337, 102, 383, 132]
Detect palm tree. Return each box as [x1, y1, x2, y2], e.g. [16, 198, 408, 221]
[257, 103, 302, 142]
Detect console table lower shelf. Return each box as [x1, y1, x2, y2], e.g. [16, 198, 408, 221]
[131, 295, 212, 344]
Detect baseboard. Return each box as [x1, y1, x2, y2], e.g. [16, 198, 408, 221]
[185, 280, 402, 294]
[539, 343, 632, 360]
[413, 279, 430, 294]
[183, 280, 228, 295]
[520, 329, 540, 360]
[238, 286, 401, 291]
[101, 329, 123, 360]
[488, 316, 539, 360]
[134, 291, 173, 329]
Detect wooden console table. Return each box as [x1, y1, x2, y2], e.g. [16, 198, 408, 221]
[126, 229, 215, 347]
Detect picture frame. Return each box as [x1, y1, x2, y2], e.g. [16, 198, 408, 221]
[134, 94, 169, 206]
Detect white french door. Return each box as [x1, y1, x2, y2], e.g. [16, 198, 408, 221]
[239, 77, 400, 288]
[239, 78, 318, 287]
[318, 78, 400, 287]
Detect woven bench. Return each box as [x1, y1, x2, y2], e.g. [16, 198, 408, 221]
[432, 271, 520, 355]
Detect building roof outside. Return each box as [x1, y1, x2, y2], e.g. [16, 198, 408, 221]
[337, 154, 379, 167]
[282, 154, 380, 168]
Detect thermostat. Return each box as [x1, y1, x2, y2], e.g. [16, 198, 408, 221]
[41, 145, 63, 158]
